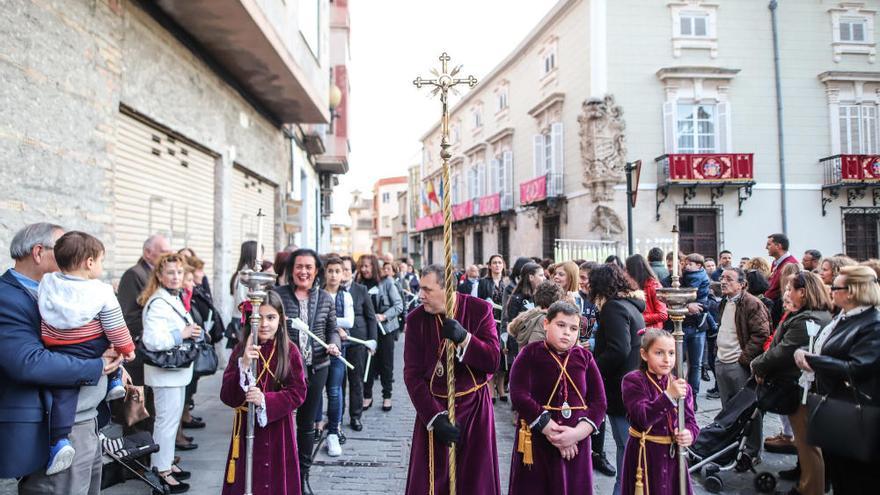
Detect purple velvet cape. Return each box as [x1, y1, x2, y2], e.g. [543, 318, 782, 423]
[403, 294, 501, 495]
[508, 341, 608, 495]
[620, 370, 700, 495]
[220, 340, 307, 495]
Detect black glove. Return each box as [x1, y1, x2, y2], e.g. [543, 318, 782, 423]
[432, 413, 461, 445]
[442, 318, 468, 344]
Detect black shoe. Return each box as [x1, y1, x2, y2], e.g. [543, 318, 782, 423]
[183, 435, 193, 442]
[175, 442, 198, 451]
[382, 399, 392, 412]
[701, 368, 711, 382]
[592, 453, 616, 477]
[159, 471, 190, 493]
[706, 387, 720, 400]
[171, 465, 191, 481]
[350, 418, 363, 431]
[181, 419, 205, 429]
[301, 472, 314, 495]
[363, 398, 373, 410]
[499, 395, 508, 403]
[338, 429, 347, 445]
[492, 397, 497, 404]
[778, 465, 801, 481]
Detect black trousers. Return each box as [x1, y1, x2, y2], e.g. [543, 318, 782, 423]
[592, 419, 607, 456]
[364, 330, 396, 400]
[346, 344, 367, 420]
[825, 453, 879, 495]
[296, 365, 329, 477]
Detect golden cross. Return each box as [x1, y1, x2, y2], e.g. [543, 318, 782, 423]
[412, 52, 477, 495]
[413, 52, 477, 159]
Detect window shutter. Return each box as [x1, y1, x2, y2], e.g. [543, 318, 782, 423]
[662, 102, 676, 153]
[551, 122, 564, 175]
[717, 102, 730, 153]
[533, 134, 544, 177]
[491, 158, 501, 194]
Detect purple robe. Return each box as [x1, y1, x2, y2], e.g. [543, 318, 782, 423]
[403, 294, 501, 495]
[508, 342, 608, 495]
[220, 340, 307, 495]
[620, 370, 700, 495]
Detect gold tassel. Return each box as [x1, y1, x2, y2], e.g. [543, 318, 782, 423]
[517, 420, 533, 467]
[226, 459, 236, 484]
[232, 435, 240, 459]
[634, 465, 644, 495]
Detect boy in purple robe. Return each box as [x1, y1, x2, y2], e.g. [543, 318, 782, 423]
[508, 301, 607, 495]
[403, 264, 501, 495]
[621, 328, 699, 495]
[220, 291, 307, 495]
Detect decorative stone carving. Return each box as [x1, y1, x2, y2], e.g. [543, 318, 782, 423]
[578, 95, 627, 202]
[590, 205, 624, 238]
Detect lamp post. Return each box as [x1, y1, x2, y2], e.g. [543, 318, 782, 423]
[655, 225, 696, 495]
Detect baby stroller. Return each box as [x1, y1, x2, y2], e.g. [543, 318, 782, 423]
[100, 428, 168, 494]
[688, 381, 777, 493]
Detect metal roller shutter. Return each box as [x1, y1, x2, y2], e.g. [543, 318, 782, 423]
[112, 113, 216, 280]
[230, 167, 277, 265]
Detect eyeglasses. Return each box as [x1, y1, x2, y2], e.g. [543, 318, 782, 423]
[830, 286, 847, 292]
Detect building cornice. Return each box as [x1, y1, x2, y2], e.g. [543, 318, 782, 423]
[656, 66, 740, 81]
[819, 70, 880, 83]
[486, 127, 515, 144]
[528, 92, 566, 117]
[463, 142, 488, 156]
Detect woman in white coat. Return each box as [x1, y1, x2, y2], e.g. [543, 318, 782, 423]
[137, 253, 201, 494]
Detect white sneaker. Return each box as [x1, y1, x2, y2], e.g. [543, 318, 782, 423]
[326, 434, 342, 457]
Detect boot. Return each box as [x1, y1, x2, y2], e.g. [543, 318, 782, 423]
[301, 471, 314, 495]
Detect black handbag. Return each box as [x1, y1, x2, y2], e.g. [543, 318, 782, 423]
[756, 378, 801, 415]
[138, 339, 198, 369]
[193, 340, 219, 376]
[806, 375, 880, 463]
[138, 297, 199, 369]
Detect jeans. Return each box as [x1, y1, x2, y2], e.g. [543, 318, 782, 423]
[608, 414, 630, 495]
[315, 345, 347, 434]
[683, 325, 706, 395]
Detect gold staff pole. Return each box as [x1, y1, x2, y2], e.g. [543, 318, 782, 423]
[414, 53, 476, 495]
[656, 225, 696, 495]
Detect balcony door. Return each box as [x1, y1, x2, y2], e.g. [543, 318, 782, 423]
[844, 208, 880, 260]
[677, 208, 719, 260]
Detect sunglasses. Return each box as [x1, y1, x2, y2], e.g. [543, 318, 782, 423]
[829, 286, 847, 292]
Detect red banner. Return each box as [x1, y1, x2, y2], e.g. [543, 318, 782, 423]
[415, 216, 434, 231]
[431, 211, 443, 226]
[519, 175, 547, 205]
[452, 201, 473, 221]
[841, 155, 880, 182]
[477, 193, 500, 216]
[666, 153, 753, 182]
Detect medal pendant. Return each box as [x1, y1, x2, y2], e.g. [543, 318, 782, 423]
[435, 361, 444, 377]
[561, 402, 572, 419]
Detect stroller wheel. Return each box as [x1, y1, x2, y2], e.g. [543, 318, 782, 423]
[704, 474, 723, 493]
[754, 471, 776, 493]
[704, 462, 721, 476]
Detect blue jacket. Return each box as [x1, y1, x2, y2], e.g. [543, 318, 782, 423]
[0, 269, 103, 478]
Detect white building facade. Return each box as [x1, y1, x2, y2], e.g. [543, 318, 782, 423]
[414, 0, 880, 267]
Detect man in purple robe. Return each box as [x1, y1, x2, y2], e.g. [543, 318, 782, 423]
[403, 264, 501, 495]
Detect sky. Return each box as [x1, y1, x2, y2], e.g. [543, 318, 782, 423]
[332, 0, 559, 225]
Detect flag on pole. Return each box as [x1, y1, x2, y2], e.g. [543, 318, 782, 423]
[427, 179, 440, 206]
[421, 186, 431, 215]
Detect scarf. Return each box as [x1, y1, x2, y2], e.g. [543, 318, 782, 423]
[334, 286, 346, 322]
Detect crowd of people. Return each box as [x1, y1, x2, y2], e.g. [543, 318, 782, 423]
[0, 222, 878, 494]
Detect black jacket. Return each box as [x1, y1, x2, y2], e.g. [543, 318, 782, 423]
[276, 285, 340, 370]
[117, 258, 151, 339]
[595, 296, 647, 416]
[348, 282, 378, 343]
[190, 284, 225, 344]
[504, 292, 533, 328]
[806, 306, 880, 407]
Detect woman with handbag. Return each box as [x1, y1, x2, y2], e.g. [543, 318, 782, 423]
[138, 253, 202, 494]
[794, 265, 880, 495]
[751, 271, 831, 495]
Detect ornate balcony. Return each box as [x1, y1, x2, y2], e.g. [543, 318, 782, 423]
[655, 153, 755, 219]
[820, 154, 880, 215]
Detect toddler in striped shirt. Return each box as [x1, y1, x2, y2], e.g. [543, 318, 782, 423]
[37, 231, 136, 475]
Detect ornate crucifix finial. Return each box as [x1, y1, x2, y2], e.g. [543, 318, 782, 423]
[413, 53, 477, 158]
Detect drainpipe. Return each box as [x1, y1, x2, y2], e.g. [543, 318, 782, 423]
[770, 0, 788, 233]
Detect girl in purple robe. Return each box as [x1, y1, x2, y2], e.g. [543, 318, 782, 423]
[620, 329, 699, 495]
[220, 291, 308, 495]
[508, 301, 607, 495]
